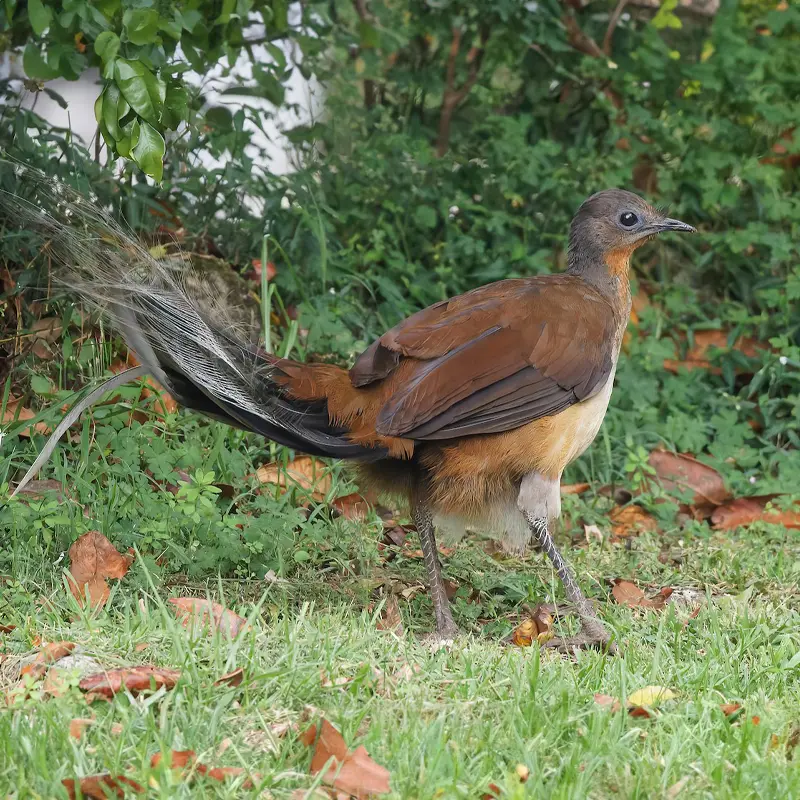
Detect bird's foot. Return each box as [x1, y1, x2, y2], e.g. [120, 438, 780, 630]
[542, 618, 619, 655]
[420, 621, 461, 649]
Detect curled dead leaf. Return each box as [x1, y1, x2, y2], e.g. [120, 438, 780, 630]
[609, 505, 658, 540]
[720, 702, 743, 717]
[214, 667, 245, 688]
[78, 666, 181, 698]
[611, 579, 672, 610]
[627, 685, 677, 708]
[254, 456, 332, 496]
[300, 718, 391, 798]
[62, 775, 145, 799]
[561, 482, 590, 495]
[69, 717, 95, 739]
[20, 641, 76, 679]
[593, 693, 622, 712]
[376, 595, 404, 636]
[648, 450, 728, 514]
[168, 597, 247, 638]
[510, 605, 554, 647]
[332, 493, 373, 521]
[67, 531, 134, 610]
[663, 328, 768, 376]
[711, 496, 800, 531]
[1, 398, 50, 437]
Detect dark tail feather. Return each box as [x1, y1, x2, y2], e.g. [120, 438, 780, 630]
[0, 163, 385, 461]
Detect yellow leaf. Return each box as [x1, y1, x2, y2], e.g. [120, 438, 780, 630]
[627, 685, 677, 707]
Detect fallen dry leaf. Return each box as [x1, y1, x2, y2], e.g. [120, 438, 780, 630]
[609, 505, 658, 540]
[150, 749, 256, 787]
[593, 693, 622, 712]
[67, 531, 134, 610]
[12, 478, 64, 500]
[511, 605, 554, 647]
[168, 597, 247, 638]
[255, 456, 332, 496]
[42, 665, 70, 697]
[69, 717, 95, 739]
[561, 482, 590, 495]
[720, 703, 743, 717]
[376, 595, 404, 636]
[30, 316, 63, 359]
[711, 495, 800, 531]
[666, 776, 691, 799]
[627, 685, 677, 708]
[62, 775, 145, 799]
[151, 749, 197, 770]
[301, 719, 390, 798]
[663, 328, 767, 375]
[648, 450, 729, 515]
[377, 522, 411, 561]
[79, 666, 182, 698]
[611, 579, 673, 610]
[0, 624, 16, 634]
[249, 258, 277, 281]
[402, 544, 455, 560]
[20, 641, 76, 679]
[140, 376, 179, 417]
[214, 667, 245, 688]
[332, 493, 373, 521]
[2, 398, 50, 437]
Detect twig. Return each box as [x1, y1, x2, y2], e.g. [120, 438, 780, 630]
[603, 0, 629, 56]
[352, 0, 377, 109]
[436, 25, 489, 157]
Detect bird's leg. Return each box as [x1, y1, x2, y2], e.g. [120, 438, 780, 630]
[522, 512, 617, 654]
[412, 490, 459, 641]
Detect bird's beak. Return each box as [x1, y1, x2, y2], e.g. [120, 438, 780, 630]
[656, 217, 696, 233]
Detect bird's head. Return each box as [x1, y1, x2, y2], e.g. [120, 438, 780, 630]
[568, 189, 695, 278]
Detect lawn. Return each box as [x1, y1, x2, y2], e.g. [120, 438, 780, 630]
[1, 394, 799, 799]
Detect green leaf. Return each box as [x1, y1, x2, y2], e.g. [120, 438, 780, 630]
[215, 0, 236, 25]
[131, 121, 165, 181]
[176, 8, 202, 32]
[652, 0, 682, 30]
[204, 106, 233, 132]
[22, 43, 60, 81]
[221, 74, 283, 105]
[162, 83, 189, 130]
[358, 20, 379, 49]
[27, 0, 53, 36]
[94, 31, 120, 64]
[122, 8, 160, 46]
[272, 0, 288, 32]
[414, 205, 437, 229]
[42, 86, 68, 108]
[30, 375, 53, 395]
[102, 83, 129, 141]
[115, 58, 166, 126]
[116, 118, 140, 158]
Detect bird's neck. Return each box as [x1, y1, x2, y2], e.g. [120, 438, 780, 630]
[566, 245, 632, 318]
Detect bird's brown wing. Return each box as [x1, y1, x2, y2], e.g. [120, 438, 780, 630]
[349, 276, 620, 440]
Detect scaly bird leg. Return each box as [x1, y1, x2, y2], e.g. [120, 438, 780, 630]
[522, 512, 618, 655]
[412, 494, 459, 641]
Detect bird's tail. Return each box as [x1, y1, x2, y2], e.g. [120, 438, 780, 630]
[0, 164, 385, 461]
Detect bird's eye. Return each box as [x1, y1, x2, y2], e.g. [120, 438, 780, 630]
[619, 211, 639, 227]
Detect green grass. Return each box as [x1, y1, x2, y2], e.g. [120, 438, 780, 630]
[1, 404, 800, 799]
